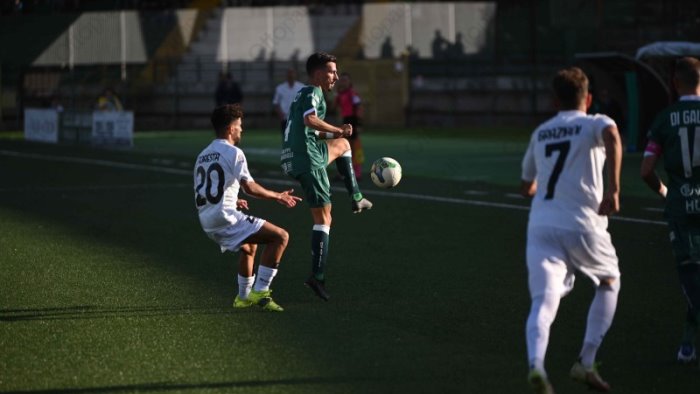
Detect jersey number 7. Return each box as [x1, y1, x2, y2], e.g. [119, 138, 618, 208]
[544, 141, 570, 200]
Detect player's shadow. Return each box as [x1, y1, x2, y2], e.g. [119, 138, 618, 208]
[0, 376, 380, 394]
[0, 305, 239, 322]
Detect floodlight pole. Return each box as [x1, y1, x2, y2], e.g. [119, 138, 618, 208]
[221, 8, 228, 72]
[121, 11, 127, 81]
[0, 63, 3, 131]
[68, 23, 76, 110]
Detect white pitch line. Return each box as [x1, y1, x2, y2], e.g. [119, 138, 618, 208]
[0, 149, 667, 226]
[0, 183, 190, 193]
[0, 150, 191, 176]
[463, 190, 488, 196]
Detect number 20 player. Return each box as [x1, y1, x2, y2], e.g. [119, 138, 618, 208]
[520, 67, 623, 393]
[194, 104, 301, 312]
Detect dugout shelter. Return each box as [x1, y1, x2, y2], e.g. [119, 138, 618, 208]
[575, 52, 671, 152]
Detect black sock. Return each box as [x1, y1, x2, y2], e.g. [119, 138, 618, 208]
[311, 226, 330, 281]
[335, 154, 362, 201]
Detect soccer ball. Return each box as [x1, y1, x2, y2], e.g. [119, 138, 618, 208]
[370, 157, 402, 188]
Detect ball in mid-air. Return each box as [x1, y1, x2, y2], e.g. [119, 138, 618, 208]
[370, 157, 402, 188]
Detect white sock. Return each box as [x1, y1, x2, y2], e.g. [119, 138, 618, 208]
[580, 279, 620, 368]
[237, 274, 255, 299]
[253, 265, 278, 292]
[529, 358, 546, 376]
[526, 291, 561, 375]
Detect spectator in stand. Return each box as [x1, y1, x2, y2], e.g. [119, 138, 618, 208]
[96, 88, 123, 111]
[215, 72, 243, 107]
[273, 68, 305, 134]
[431, 30, 448, 59]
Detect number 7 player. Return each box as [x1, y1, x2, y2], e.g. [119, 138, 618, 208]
[194, 104, 301, 312]
[520, 67, 623, 393]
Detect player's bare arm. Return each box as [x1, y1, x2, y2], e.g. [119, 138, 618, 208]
[240, 180, 302, 208]
[304, 113, 352, 138]
[640, 154, 667, 198]
[599, 125, 622, 216]
[520, 138, 537, 198]
[520, 180, 537, 198]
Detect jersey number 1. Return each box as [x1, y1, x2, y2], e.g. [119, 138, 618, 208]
[544, 141, 570, 200]
[283, 120, 291, 142]
[195, 163, 225, 207]
[678, 126, 700, 178]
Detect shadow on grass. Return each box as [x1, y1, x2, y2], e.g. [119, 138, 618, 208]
[0, 305, 249, 322]
[0, 376, 378, 394]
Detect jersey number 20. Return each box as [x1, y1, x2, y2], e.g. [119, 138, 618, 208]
[544, 141, 570, 200]
[195, 163, 224, 207]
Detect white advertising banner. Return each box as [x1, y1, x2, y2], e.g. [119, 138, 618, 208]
[91, 111, 134, 147]
[24, 108, 60, 143]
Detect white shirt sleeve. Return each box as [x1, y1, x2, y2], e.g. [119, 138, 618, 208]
[237, 151, 253, 182]
[521, 136, 537, 181]
[592, 114, 616, 145]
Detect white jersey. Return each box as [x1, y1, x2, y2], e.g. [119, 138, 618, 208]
[194, 139, 253, 232]
[273, 81, 305, 118]
[521, 110, 616, 233]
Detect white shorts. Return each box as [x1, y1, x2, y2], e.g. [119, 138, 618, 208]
[206, 215, 265, 253]
[526, 226, 619, 298]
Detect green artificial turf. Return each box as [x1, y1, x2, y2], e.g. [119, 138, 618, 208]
[0, 129, 693, 393]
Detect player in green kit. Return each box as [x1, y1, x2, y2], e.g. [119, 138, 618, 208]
[641, 57, 700, 365]
[281, 52, 373, 301]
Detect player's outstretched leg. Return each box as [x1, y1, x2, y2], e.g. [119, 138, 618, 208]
[336, 150, 372, 213]
[233, 243, 256, 308]
[243, 222, 289, 312]
[678, 264, 700, 364]
[327, 139, 372, 213]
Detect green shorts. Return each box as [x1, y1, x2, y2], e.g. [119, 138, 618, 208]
[295, 167, 331, 208]
[668, 219, 700, 266]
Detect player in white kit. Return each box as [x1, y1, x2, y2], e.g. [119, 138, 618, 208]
[195, 104, 301, 312]
[520, 67, 623, 393]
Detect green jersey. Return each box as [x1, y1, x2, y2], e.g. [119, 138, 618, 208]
[281, 85, 328, 176]
[647, 97, 700, 220]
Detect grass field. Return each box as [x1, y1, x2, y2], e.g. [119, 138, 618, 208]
[0, 128, 697, 393]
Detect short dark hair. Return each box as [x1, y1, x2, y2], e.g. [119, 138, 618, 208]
[210, 104, 243, 137]
[675, 57, 700, 89]
[552, 67, 589, 109]
[306, 52, 337, 76]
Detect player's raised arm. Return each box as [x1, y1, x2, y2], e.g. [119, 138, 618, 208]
[304, 112, 352, 138]
[240, 180, 302, 208]
[599, 125, 622, 216]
